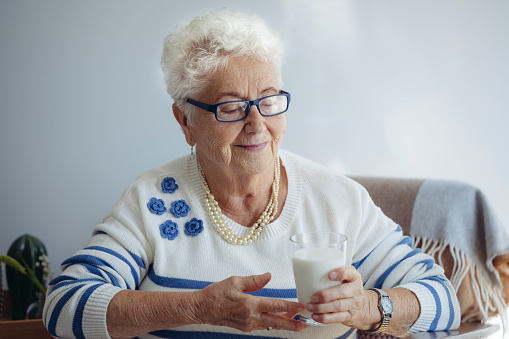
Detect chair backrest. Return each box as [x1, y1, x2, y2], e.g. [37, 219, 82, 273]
[350, 177, 509, 328]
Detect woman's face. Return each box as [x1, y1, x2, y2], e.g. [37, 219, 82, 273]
[185, 57, 286, 177]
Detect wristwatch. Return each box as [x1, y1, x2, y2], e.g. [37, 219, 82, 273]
[366, 288, 393, 333]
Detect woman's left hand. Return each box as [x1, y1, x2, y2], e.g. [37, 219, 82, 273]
[304, 265, 376, 329]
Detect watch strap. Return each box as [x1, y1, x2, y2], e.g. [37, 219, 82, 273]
[366, 288, 392, 333]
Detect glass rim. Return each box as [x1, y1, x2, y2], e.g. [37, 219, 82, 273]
[289, 232, 347, 245]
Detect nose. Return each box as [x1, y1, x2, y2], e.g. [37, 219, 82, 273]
[244, 104, 266, 134]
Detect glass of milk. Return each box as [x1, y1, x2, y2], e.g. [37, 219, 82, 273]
[290, 232, 347, 326]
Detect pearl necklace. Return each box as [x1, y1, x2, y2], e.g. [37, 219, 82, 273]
[197, 157, 281, 245]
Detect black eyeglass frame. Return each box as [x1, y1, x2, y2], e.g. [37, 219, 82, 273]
[185, 90, 291, 122]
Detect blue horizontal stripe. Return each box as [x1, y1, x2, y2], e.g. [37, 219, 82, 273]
[352, 257, 366, 270]
[50, 275, 76, 286]
[338, 327, 356, 339]
[148, 266, 297, 299]
[73, 283, 103, 339]
[375, 248, 422, 289]
[398, 237, 413, 247]
[85, 245, 140, 286]
[418, 258, 435, 271]
[62, 254, 130, 289]
[48, 284, 85, 337]
[128, 250, 146, 269]
[423, 276, 455, 330]
[49, 278, 104, 296]
[416, 280, 441, 331]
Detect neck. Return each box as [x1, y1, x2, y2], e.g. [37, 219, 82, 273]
[197, 156, 279, 226]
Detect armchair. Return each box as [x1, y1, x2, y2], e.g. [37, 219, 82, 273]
[350, 177, 509, 338]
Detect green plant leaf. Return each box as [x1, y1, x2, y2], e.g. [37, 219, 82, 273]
[20, 257, 47, 296]
[0, 255, 27, 275]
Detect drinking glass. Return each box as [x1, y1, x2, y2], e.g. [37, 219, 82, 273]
[290, 232, 348, 326]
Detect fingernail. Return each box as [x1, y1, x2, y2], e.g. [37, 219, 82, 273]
[330, 271, 338, 280]
[306, 303, 313, 311]
[311, 296, 319, 303]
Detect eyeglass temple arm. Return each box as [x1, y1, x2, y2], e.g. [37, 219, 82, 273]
[186, 98, 215, 113]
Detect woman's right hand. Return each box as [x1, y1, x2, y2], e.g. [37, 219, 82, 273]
[194, 272, 309, 333]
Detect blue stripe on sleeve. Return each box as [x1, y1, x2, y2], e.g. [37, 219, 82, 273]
[353, 228, 410, 271]
[50, 275, 76, 286]
[352, 257, 366, 270]
[423, 276, 455, 330]
[417, 258, 435, 271]
[48, 284, 85, 337]
[246, 288, 297, 298]
[128, 250, 146, 269]
[397, 237, 413, 247]
[62, 254, 130, 289]
[337, 327, 356, 339]
[62, 254, 112, 268]
[396, 225, 402, 232]
[80, 263, 104, 277]
[72, 283, 103, 339]
[416, 280, 442, 331]
[148, 266, 297, 299]
[85, 246, 140, 286]
[375, 249, 422, 289]
[49, 278, 105, 296]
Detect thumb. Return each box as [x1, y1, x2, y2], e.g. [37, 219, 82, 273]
[241, 272, 271, 293]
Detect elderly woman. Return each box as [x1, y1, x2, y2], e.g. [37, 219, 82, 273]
[43, 9, 460, 339]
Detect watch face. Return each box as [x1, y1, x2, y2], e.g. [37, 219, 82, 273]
[382, 298, 393, 313]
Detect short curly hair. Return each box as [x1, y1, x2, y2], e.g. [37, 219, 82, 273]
[160, 8, 284, 123]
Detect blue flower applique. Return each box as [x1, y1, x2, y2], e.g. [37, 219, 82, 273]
[147, 197, 166, 215]
[160, 220, 178, 240]
[185, 218, 204, 237]
[161, 177, 178, 193]
[170, 199, 190, 218]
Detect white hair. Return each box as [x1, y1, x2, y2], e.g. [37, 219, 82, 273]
[160, 8, 284, 123]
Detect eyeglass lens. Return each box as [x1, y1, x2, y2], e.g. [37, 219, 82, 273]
[216, 95, 288, 121]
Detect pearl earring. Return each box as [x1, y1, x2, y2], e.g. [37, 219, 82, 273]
[190, 145, 195, 159]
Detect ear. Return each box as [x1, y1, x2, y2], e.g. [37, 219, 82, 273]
[172, 103, 196, 146]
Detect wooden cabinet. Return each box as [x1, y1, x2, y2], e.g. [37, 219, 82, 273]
[1, 290, 52, 338]
[0, 319, 53, 339]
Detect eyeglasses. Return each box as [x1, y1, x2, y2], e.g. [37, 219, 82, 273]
[185, 90, 291, 122]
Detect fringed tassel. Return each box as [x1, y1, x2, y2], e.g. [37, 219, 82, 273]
[411, 236, 507, 334]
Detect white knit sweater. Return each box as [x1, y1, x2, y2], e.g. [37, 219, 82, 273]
[42, 150, 461, 339]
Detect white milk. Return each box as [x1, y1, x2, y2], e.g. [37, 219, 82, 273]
[292, 247, 345, 317]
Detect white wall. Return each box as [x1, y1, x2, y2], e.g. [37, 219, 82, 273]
[1, 0, 508, 288]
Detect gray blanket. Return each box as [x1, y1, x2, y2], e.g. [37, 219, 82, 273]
[411, 180, 509, 328]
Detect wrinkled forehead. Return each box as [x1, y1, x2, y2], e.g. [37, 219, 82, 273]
[197, 57, 280, 103]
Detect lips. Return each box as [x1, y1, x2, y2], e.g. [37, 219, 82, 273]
[237, 141, 268, 151]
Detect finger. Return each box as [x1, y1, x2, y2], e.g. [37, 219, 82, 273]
[257, 297, 305, 315]
[310, 282, 348, 304]
[260, 312, 310, 332]
[279, 311, 301, 319]
[306, 297, 357, 314]
[328, 265, 360, 282]
[311, 311, 350, 325]
[311, 276, 362, 303]
[238, 273, 271, 293]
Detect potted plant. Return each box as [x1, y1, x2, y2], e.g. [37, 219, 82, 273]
[1, 234, 50, 320]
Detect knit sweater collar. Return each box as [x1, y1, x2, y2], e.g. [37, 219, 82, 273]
[184, 150, 302, 242]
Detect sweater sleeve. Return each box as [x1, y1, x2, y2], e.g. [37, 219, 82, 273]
[351, 185, 461, 333]
[42, 184, 152, 339]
